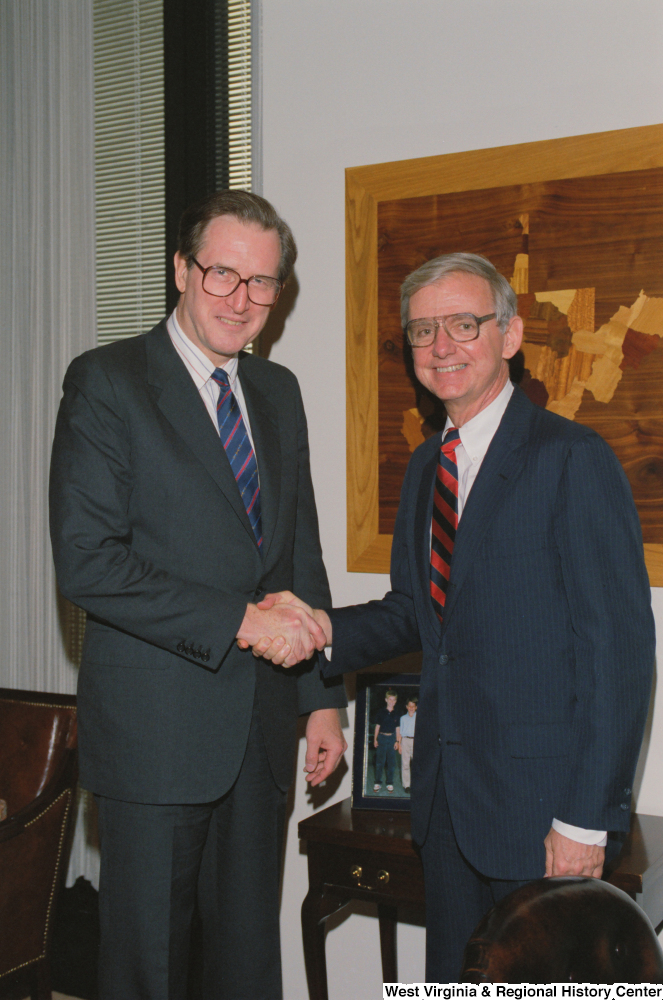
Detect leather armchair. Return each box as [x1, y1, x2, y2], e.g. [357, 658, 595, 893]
[462, 876, 663, 984]
[0, 687, 78, 1000]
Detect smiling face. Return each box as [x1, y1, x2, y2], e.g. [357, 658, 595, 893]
[174, 215, 281, 364]
[406, 701, 417, 716]
[409, 271, 523, 427]
[386, 695, 398, 711]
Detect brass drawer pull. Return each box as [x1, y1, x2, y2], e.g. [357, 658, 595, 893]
[350, 865, 390, 890]
[351, 864, 375, 890]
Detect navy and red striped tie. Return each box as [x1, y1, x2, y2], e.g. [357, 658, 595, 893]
[430, 427, 461, 621]
[211, 368, 262, 548]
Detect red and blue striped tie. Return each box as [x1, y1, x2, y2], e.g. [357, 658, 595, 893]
[430, 427, 461, 621]
[211, 368, 262, 548]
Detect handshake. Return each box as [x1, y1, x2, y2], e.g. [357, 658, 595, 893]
[236, 592, 332, 667]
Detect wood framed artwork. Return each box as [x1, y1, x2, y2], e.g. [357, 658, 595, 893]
[345, 123, 663, 583]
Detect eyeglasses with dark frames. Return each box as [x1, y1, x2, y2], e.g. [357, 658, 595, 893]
[405, 312, 497, 347]
[191, 257, 282, 306]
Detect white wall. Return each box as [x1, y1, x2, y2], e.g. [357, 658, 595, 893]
[258, 1, 663, 997]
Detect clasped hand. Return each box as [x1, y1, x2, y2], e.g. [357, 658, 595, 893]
[235, 592, 332, 667]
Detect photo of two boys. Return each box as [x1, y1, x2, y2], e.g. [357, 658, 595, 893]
[369, 685, 419, 798]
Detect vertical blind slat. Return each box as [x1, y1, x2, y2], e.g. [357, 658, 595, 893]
[93, 0, 165, 346]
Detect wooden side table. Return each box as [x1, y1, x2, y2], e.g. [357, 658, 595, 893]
[298, 801, 663, 1000]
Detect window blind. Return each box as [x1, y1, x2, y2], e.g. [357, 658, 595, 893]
[94, 0, 253, 347]
[94, 0, 165, 345]
[227, 0, 252, 190]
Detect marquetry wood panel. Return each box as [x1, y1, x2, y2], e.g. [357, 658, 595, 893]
[346, 124, 663, 580]
[377, 168, 663, 537]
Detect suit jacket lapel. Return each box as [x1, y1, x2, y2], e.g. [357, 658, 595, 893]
[145, 325, 258, 548]
[238, 359, 281, 561]
[441, 387, 532, 630]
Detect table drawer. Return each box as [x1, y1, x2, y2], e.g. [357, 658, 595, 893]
[310, 843, 425, 904]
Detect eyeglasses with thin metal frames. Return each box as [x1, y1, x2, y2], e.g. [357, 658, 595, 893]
[190, 257, 282, 306]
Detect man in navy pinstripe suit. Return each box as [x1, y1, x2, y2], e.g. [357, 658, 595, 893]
[254, 253, 655, 982]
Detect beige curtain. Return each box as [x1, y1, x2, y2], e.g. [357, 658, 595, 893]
[0, 0, 99, 884]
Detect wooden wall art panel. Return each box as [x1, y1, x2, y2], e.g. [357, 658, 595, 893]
[345, 124, 663, 582]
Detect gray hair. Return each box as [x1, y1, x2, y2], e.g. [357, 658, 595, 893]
[400, 252, 518, 331]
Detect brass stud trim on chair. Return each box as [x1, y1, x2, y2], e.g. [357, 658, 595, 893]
[0, 698, 76, 712]
[0, 788, 73, 980]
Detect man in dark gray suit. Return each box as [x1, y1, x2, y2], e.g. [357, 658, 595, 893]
[254, 253, 655, 983]
[49, 190, 346, 1000]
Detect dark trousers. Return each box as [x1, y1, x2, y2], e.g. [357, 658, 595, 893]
[375, 732, 396, 785]
[420, 773, 530, 983]
[96, 705, 287, 1000]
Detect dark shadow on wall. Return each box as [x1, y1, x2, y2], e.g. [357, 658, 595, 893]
[256, 272, 301, 359]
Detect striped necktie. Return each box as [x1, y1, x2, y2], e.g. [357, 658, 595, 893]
[430, 427, 461, 621]
[211, 368, 262, 548]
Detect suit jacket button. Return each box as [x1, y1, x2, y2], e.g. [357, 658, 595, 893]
[620, 802, 629, 810]
[439, 654, 448, 665]
[176, 642, 186, 653]
[193, 648, 201, 659]
[624, 787, 632, 795]
[202, 650, 210, 663]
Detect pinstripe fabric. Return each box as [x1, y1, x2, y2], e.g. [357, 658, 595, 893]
[326, 387, 655, 880]
[421, 769, 529, 983]
[325, 383, 655, 981]
[211, 367, 262, 548]
[430, 427, 460, 619]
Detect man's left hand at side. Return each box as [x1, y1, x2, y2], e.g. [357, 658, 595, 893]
[544, 827, 605, 878]
[304, 708, 347, 786]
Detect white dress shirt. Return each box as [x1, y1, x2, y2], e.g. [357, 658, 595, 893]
[166, 311, 257, 457]
[443, 379, 606, 848]
[399, 712, 417, 738]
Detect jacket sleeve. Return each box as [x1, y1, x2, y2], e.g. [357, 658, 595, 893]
[49, 354, 249, 668]
[552, 432, 655, 831]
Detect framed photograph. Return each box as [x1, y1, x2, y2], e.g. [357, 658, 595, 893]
[352, 672, 420, 811]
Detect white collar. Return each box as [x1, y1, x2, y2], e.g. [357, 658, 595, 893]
[166, 311, 239, 389]
[444, 380, 514, 464]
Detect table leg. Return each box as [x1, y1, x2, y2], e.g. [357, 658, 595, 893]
[378, 903, 398, 983]
[301, 886, 350, 1000]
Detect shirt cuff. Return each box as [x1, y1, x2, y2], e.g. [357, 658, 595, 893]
[324, 647, 332, 660]
[552, 818, 608, 846]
